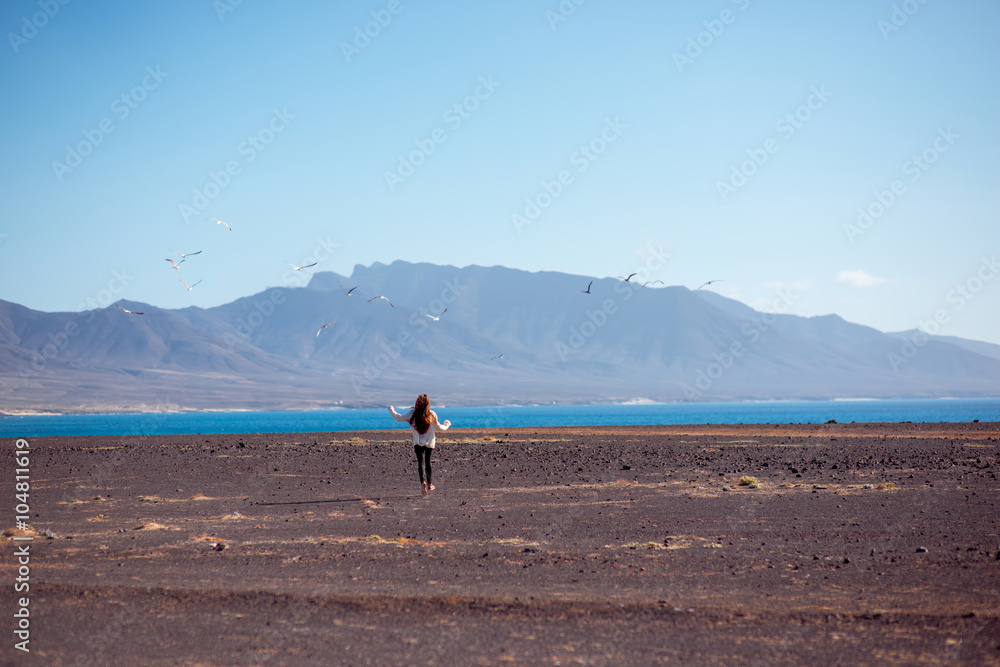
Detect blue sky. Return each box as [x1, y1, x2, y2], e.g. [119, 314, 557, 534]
[2, 0, 998, 344]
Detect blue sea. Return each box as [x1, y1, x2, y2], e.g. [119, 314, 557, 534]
[2, 398, 998, 438]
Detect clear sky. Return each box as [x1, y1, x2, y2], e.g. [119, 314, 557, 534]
[2, 0, 998, 344]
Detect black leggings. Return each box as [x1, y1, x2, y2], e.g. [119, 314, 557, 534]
[414, 445, 432, 485]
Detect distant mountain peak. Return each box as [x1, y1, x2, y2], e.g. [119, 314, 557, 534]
[2, 261, 999, 411]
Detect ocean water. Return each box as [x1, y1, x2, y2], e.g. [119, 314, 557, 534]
[2, 398, 998, 438]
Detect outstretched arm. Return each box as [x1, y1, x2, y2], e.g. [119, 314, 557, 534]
[388, 405, 413, 422]
[433, 412, 451, 431]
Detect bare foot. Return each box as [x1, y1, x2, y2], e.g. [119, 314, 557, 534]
[428, 484, 435, 491]
[421, 482, 428, 497]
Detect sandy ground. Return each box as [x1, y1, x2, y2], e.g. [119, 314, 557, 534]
[2, 422, 999, 665]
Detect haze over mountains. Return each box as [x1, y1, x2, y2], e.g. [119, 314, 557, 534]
[2, 260, 999, 413]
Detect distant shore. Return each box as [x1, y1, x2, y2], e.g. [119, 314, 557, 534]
[3, 395, 998, 417]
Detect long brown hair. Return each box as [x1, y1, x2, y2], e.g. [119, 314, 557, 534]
[409, 393, 437, 435]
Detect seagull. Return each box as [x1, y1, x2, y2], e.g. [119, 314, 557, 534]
[179, 279, 202, 291]
[291, 262, 318, 271]
[340, 285, 358, 296]
[115, 304, 144, 315]
[618, 273, 638, 282]
[208, 218, 232, 231]
[643, 280, 665, 287]
[170, 250, 202, 259]
[315, 322, 335, 337]
[578, 281, 593, 294]
[367, 295, 394, 308]
[165, 258, 185, 270]
[425, 308, 447, 322]
[491, 354, 504, 361]
[697, 280, 723, 290]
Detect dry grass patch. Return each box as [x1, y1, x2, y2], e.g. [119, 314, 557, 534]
[140, 494, 217, 503]
[616, 536, 718, 551]
[3, 525, 37, 539]
[490, 537, 543, 548]
[622, 541, 669, 551]
[133, 521, 171, 531]
[440, 437, 496, 444]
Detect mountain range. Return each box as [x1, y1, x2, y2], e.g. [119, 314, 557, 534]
[2, 260, 999, 412]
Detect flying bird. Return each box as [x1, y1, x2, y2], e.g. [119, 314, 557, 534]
[425, 308, 447, 322]
[643, 280, 665, 287]
[208, 218, 232, 231]
[170, 250, 202, 259]
[578, 281, 593, 294]
[291, 262, 318, 271]
[367, 295, 394, 308]
[179, 279, 202, 291]
[618, 273, 638, 282]
[315, 322, 336, 337]
[340, 285, 358, 296]
[165, 258, 185, 270]
[697, 280, 723, 290]
[491, 354, 504, 361]
[115, 304, 144, 315]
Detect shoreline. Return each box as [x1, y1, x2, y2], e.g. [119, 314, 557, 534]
[3, 395, 999, 418]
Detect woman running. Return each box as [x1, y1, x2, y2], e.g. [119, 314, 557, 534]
[388, 394, 452, 496]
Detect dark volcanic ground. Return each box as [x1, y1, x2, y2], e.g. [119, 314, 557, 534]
[3, 423, 999, 665]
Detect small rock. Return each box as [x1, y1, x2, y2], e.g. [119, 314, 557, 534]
[916, 546, 928, 553]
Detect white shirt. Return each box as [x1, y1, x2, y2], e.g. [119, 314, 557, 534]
[388, 406, 451, 448]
